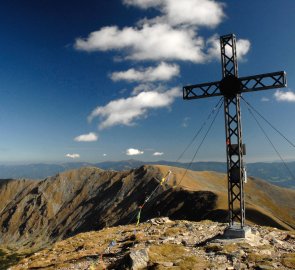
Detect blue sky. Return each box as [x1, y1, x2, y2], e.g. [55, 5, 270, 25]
[0, 0, 295, 164]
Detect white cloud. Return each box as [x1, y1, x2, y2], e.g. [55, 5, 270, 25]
[132, 83, 166, 95]
[182, 116, 190, 128]
[274, 90, 295, 102]
[74, 0, 251, 134]
[111, 62, 179, 82]
[75, 24, 205, 62]
[103, 153, 107, 157]
[74, 2, 250, 63]
[126, 148, 144, 155]
[123, 0, 162, 9]
[75, 26, 250, 63]
[206, 34, 251, 61]
[153, 152, 164, 156]
[124, 0, 225, 28]
[88, 87, 180, 129]
[236, 39, 251, 60]
[74, 132, 98, 142]
[65, 153, 80, 159]
[261, 97, 270, 102]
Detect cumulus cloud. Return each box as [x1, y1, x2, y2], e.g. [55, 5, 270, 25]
[65, 153, 80, 159]
[74, 0, 251, 135]
[126, 148, 144, 155]
[75, 24, 205, 62]
[123, 0, 225, 28]
[274, 90, 295, 102]
[153, 152, 164, 156]
[74, 1, 250, 63]
[111, 62, 179, 82]
[74, 132, 98, 142]
[206, 34, 251, 61]
[75, 26, 250, 64]
[88, 87, 180, 129]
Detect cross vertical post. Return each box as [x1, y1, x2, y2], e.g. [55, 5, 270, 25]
[183, 33, 287, 237]
[220, 34, 245, 228]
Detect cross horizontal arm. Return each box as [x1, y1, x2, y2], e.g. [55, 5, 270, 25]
[239, 71, 287, 93]
[183, 80, 222, 100]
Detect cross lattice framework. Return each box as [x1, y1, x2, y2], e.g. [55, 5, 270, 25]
[183, 34, 287, 228]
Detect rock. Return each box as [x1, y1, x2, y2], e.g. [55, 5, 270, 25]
[239, 263, 248, 269]
[147, 240, 155, 244]
[8, 218, 295, 270]
[258, 249, 272, 256]
[161, 236, 175, 243]
[129, 248, 149, 270]
[255, 264, 273, 270]
[148, 217, 172, 225]
[238, 249, 245, 257]
[270, 237, 284, 246]
[158, 261, 174, 267]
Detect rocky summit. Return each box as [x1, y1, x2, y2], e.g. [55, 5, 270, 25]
[9, 217, 295, 270]
[0, 165, 294, 269]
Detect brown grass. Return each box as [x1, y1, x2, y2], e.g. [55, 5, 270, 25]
[281, 253, 295, 268]
[247, 252, 273, 264]
[149, 244, 208, 269]
[164, 227, 184, 237]
[155, 165, 295, 230]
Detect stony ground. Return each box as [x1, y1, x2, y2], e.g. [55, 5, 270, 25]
[9, 218, 295, 270]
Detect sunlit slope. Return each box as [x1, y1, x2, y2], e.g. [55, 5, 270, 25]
[156, 165, 295, 230]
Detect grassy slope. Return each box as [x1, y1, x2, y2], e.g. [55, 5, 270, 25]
[156, 165, 295, 230]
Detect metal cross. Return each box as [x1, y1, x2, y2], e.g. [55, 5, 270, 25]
[183, 34, 287, 230]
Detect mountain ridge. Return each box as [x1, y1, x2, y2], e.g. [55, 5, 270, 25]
[0, 165, 294, 269]
[1, 160, 295, 189]
[0, 165, 294, 252]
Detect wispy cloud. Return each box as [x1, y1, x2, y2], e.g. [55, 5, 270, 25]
[153, 152, 164, 156]
[131, 83, 166, 95]
[182, 116, 190, 128]
[65, 153, 80, 159]
[110, 62, 179, 82]
[88, 87, 180, 129]
[274, 90, 295, 102]
[74, 132, 98, 142]
[261, 97, 270, 102]
[126, 148, 144, 155]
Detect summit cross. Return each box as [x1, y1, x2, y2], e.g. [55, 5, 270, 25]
[183, 34, 287, 235]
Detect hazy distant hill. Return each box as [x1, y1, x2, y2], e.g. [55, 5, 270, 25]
[0, 165, 294, 254]
[0, 160, 295, 189]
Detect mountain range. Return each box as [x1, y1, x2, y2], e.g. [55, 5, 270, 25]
[0, 165, 294, 250]
[0, 164, 294, 268]
[0, 160, 295, 189]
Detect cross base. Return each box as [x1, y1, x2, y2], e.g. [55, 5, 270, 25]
[223, 223, 252, 239]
